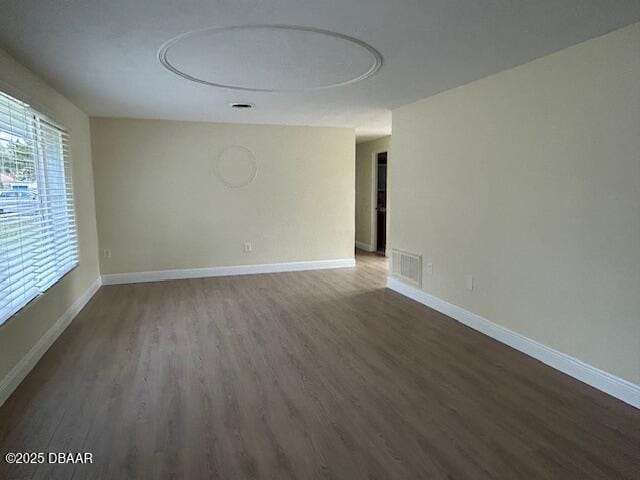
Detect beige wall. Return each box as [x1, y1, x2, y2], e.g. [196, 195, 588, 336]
[355, 136, 391, 249]
[91, 118, 355, 274]
[391, 23, 640, 384]
[0, 50, 100, 383]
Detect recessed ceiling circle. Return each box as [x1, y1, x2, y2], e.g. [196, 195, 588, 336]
[214, 146, 257, 188]
[158, 25, 383, 92]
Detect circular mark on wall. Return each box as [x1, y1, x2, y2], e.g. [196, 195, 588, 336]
[214, 146, 258, 188]
[158, 24, 383, 92]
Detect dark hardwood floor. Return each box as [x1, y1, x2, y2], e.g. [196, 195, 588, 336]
[1, 251, 638, 479]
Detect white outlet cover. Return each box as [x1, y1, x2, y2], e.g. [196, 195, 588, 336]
[466, 275, 474, 291]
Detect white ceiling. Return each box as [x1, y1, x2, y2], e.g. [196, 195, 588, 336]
[1, 0, 638, 141]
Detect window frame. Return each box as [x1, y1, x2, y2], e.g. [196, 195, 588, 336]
[0, 90, 79, 326]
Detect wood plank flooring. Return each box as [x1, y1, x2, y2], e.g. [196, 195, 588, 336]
[1, 251, 639, 479]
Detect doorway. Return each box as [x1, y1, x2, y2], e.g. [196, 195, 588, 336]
[375, 152, 387, 254]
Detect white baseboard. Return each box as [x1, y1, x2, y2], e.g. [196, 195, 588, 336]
[355, 241, 375, 252]
[0, 276, 102, 407]
[387, 276, 640, 409]
[102, 258, 356, 285]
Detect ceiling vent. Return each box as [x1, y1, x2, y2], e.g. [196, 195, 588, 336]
[230, 102, 254, 109]
[391, 249, 422, 287]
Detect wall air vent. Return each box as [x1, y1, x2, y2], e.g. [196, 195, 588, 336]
[391, 249, 422, 287]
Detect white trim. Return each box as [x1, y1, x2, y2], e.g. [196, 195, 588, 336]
[387, 276, 640, 409]
[0, 276, 102, 407]
[102, 258, 356, 285]
[355, 241, 375, 252]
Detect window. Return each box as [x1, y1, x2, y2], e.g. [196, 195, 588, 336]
[0, 90, 78, 325]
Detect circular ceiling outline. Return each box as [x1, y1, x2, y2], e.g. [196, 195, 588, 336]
[158, 24, 383, 92]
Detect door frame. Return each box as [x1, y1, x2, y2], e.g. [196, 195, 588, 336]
[371, 149, 388, 255]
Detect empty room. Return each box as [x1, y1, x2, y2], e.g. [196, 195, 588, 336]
[0, 1, 639, 479]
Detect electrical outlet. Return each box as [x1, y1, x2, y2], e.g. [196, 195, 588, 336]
[466, 274, 474, 291]
[427, 262, 433, 275]
[243, 242, 253, 253]
[103, 249, 111, 259]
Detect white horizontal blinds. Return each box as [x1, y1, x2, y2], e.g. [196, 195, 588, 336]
[35, 118, 77, 290]
[0, 92, 39, 321]
[0, 90, 78, 325]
